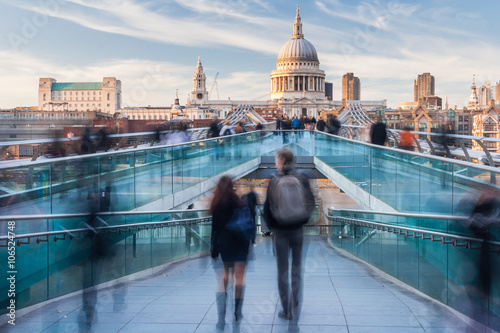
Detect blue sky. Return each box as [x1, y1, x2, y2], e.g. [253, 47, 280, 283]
[0, 0, 499, 109]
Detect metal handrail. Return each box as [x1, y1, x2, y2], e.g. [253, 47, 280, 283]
[0, 129, 263, 170]
[0, 120, 267, 148]
[320, 129, 500, 174]
[0, 117, 273, 161]
[0, 209, 210, 221]
[327, 215, 500, 249]
[3, 219, 336, 248]
[343, 124, 500, 143]
[341, 124, 499, 164]
[2, 129, 499, 173]
[0, 215, 212, 247]
[1, 204, 326, 247]
[327, 208, 469, 221]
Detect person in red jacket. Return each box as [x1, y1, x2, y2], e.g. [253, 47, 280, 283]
[399, 127, 414, 151]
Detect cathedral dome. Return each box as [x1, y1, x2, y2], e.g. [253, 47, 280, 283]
[278, 38, 318, 62]
[270, 6, 326, 102]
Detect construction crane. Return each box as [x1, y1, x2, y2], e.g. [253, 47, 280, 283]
[252, 93, 270, 100]
[209, 72, 219, 100]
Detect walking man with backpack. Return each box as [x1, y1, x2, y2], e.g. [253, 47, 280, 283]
[264, 148, 315, 323]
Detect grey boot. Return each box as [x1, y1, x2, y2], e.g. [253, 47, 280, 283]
[234, 298, 244, 321]
[234, 285, 244, 321]
[215, 292, 226, 330]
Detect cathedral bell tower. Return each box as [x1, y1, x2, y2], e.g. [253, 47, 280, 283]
[189, 56, 209, 105]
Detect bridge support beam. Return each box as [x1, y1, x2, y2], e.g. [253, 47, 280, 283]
[133, 158, 261, 211]
[314, 157, 397, 212]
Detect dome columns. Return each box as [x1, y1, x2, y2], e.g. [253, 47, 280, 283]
[272, 75, 324, 94]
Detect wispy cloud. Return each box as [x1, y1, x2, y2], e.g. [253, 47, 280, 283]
[8, 0, 284, 55]
[316, 0, 419, 30]
[424, 5, 482, 22]
[173, 0, 273, 21]
[218, 71, 270, 100]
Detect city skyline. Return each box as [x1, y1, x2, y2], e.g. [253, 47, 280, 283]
[0, 0, 499, 109]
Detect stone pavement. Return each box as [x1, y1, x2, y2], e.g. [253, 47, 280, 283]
[0, 236, 483, 333]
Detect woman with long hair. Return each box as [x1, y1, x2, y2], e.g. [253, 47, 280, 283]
[209, 175, 250, 329]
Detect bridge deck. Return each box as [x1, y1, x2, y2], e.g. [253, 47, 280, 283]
[1, 237, 477, 333]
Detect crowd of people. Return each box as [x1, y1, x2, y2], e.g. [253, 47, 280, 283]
[275, 115, 317, 131]
[42, 111, 460, 163]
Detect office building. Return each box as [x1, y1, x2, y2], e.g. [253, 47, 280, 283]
[414, 73, 435, 102]
[342, 73, 360, 100]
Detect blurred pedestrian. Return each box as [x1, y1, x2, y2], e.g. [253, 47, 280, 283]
[281, 115, 292, 144]
[300, 116, 307, 130]
[311, 116, 317, 129]
[242, 186, 258, 244]
[316, 116, 326, 132]
[234, 121, 244, 134]
[282, 115, 292, 130]
[357, 123, 370, 142]
[184, 203, 200, 251]
[207, 115, 221, 139]
[166, 123, 190, 144]
[255, 122, 263, 131]
[399, 126, 414, 151]
[468, 190, 500, 299]
[327, 115, 341, 135]
[219, 121, 234, 136]
[47, 130, 67, 158]
[95, 128, 109, 152]
[81, 179, 117, 330]
[80, 127, 95, 154]
[210, 176, 250, 329]
[99, 182, 114, 212]
[370, 117, 387, 145]
[264, 148, 315, 322]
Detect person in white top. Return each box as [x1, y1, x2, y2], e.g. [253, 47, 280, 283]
[219, 121, 234, 136]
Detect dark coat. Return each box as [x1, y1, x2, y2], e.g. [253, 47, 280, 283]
[207, 121, 220, 138]
[370, 122, 387, 145]
[276, 119, 281, 130]
[263, 166, 315, 231]
[243, 191, 258, 243]
[327, 117, 341, 135]
[281, 119, 292, 130]
[316, 119, 326, 132]
[211, 196, 250, 262]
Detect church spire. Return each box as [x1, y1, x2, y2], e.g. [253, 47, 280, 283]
[468, 74, 478, 108]
[190, 56, 208, 105]
[292, 4, 304, 39]
[196, 56, 202, 70]
[192, 56, 206, 92]
[175, 89, 179, 106]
